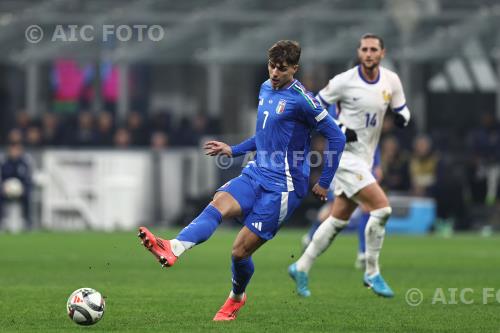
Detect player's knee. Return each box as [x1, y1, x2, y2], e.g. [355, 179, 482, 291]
[210, 192, 241, 218]
[231, 249, 250, 261]
[231, 246, 250, 261]
[312, 216, 348, 244]
[370, 206, 392, 226]
[371, 206, 392, 218]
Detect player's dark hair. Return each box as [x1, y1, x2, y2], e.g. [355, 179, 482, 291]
[359, 33, 384, 49]
[268, 40, 301, 66]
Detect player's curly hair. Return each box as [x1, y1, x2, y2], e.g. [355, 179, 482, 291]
[268, 40, 301, 66]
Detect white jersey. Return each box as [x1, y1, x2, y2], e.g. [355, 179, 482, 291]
[318, 65, 407, 167]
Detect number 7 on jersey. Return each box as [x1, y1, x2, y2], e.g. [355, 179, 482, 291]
[262, 111, 270, 129]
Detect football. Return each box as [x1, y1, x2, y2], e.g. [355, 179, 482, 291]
[2, 177, 24, 199]
[66, 288, 105, 326]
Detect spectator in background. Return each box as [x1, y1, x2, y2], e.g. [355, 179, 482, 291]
[114, 127, 131, 148]
[467, 111, 500, 163]
[0, 141, 33, 230]
[380, 136, 410, 192]
[171, 116, 194, 146]
[149, 110, 173, 134]
[72, 111, 96, 146]
[7, 128, 23, 145]
[15, 110, 32, 136]
[435, 154, 467, 230]
[188, 113, 209, 146]
[150, 131, 169, 151]
[25, 123, 43, 148]
[127, 111, 149, 146]
[95, 111, 115, 147]
[409, 135, 439, 197]
[41, 113, 63, 146]
[466, 111, 500, 205]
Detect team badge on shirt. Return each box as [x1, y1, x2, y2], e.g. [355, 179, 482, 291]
[382, 90, 392, 104]
[275, 99, 287, 114]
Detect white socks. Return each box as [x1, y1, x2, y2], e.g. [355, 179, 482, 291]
[364, 207, 392, 276]
[229, 290, 245, 301]
[296, 216, 349, 273]
[170, 239, 187, 257]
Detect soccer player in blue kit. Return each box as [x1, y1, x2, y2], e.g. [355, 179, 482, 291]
[138, 40, 346, 321]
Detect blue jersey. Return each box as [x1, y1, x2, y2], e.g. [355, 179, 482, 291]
[327, 103, 338, 119]
[231, 79, 345, 198]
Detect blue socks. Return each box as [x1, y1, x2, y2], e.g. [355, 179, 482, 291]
[176, 204, 254, 296]
[231, 256, 254, 295]
[176, 205, 222, 249]
[358, 212, 370, 253]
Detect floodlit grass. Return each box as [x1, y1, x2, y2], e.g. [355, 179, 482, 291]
[0, 229, 499, 332]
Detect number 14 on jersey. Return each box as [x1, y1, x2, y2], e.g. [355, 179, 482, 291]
[365, 113, 377, 127]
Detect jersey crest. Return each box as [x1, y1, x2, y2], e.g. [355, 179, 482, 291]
[275, 99, 287, 114]
[382, 90, 392, 104]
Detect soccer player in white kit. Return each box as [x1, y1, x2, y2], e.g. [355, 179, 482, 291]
[289, 33, 411, 298]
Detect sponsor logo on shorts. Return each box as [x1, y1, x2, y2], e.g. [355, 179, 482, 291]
[251, 222, 263, 231]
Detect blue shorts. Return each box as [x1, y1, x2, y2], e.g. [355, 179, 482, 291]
[217, 174, 302, 240]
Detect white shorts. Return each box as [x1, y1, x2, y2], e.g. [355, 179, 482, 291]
[330, 154, 376, 199]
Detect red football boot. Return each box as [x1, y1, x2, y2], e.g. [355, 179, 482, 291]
[213, 294, 247, 321]
[138, 227, 178, 268]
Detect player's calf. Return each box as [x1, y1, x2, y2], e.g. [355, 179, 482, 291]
[364, 206, 391, 276]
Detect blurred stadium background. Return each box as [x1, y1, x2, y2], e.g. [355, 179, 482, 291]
[0, 0, 499, 235]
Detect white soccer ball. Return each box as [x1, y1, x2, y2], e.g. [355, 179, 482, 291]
[66, 288, 105, 326]
[2, 178, 24, 199]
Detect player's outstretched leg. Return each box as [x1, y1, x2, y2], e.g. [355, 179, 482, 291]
[138, 204, 223, 268]
[290, 216, 348, 296]
[363, 207, 394, 297]
[213, 256, 254, 321]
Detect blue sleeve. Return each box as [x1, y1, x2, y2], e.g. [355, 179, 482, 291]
[230, 136, 256, 157]
[328, 104, 338, 120]
[297, 93, 346, 189]
[316, 116, 346, 188]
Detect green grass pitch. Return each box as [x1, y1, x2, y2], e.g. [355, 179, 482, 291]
[0, 229, 499, 332]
